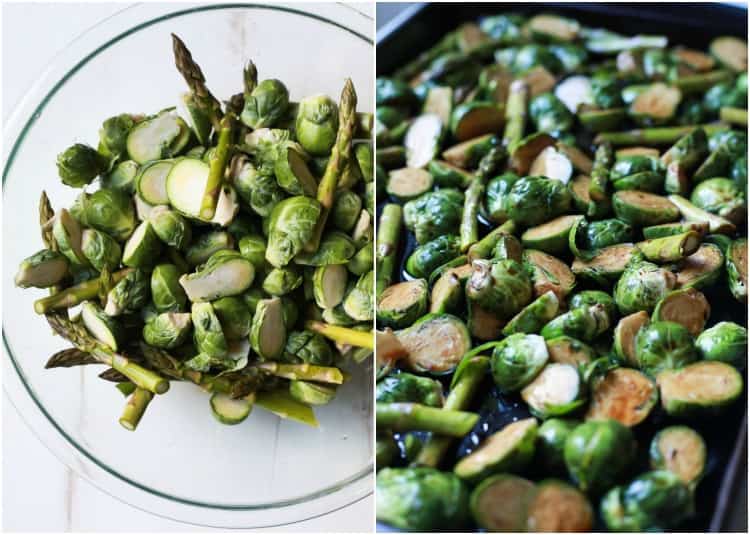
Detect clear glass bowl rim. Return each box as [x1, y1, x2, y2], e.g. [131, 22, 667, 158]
[2, 2, 373, 529]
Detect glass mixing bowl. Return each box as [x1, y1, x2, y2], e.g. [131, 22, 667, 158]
[2, 2, 373, 528]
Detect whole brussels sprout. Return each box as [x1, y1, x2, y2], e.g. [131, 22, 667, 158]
[186, 231, 234, 267]
[695, 321, 747, 370]
[635, 321, 698, 377]
[99, 114, 137, 160]
[512, 44, 562, 74]
[564, 420, 636, 495]
[466, 259, 533, 318]
[266, 196, 322, 268]
[403, 189, 464, 245]
[232, 160, 287, 217]
[614, 261, 676, 315]
[240, 79, 289, 129]
[81, 229, 122, 272]
[56, 143, 109, 188]
[355, 142, 373, 183]
[610, 155, 664, 192]
[485, 172, 521, 223]
[405, 235, 461, 279]
[376, 373, 444, 407]
[690, 177, 746, 224]
[541, 304, 610, 342]
[149, 207, 192, 250]
[569, 290, 617, 323]
[591, 70, 622, 109]
[151, 263, 187, 313]
[191, 302, 228, 358]
[143, 312, 192, 349]
[84, 188, 136, 241]
[709, 129, 747, 157]
[491, 333, 549, 392]
[212, 296, 252, 340]
[536, 418, 580, 473]
[529, 92, 574, 134]
[506, 176, 572, 227]
[580, 218, 634, 249]
[332, 190, 363, 232]
[14, 249, 69, 289]
[601, 471, 693, 531]
[238, 234, 267, 271]
[376, 467, 470, 531]
[283, 330, 333, 365]
[295, 94, 338, 155]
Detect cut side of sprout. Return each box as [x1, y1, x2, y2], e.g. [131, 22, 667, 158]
[524, 249, 576, 301]
[289, 381, 336, 405]
[404, 114, 444, 169]
[529, 146, 573, 184]
[133, 193, 157, 221]
[657, 360, 744, 416]
[126, 111, 182, 164]
[470, 474, 536, 532]
[653, 287, 710, 336]
[209, 185, 239, 227]
[528, 14, 580, 41]
[423, 87, 453, 126]
[136, 160, 174, 205]
[179, 257, 254, 302]
[586, 368, 657, 427]
[614, 311, 650, 366]
[522, 215, 582, 255]
[250, 297, 286, 360]
[521, 363, 583, 418]
[53, 209, 87, 266]
[674, 243, 724, 289]
[710, 36, 748, 72]
[122, 221, 161, 268]
[555, 76, 594, 114]
[81, 301, 121, 351]
[386, 168, 434, 201]
[526, 481, 594, 532]
[166, 158, 210, 218]
[313, 264, 348, 309]
[398, 314, 471, 375]
[629, 83, 682, 123]
[650, 425, 707, 486]
[14, 252, 69, 289]
[209, 392, 253, 425]
[546, 336, 595, 366]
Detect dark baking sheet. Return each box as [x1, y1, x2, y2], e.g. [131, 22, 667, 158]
[376, 3, 748, 532]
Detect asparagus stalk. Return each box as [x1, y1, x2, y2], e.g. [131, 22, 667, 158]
[119, 388, 154, 431]
[460, 146, 507, 251]
[45, 348, 98, 369]
[414, 356, 490, 467]
[243, 59, 258, 97]
[594, 123, 729, 146]
[256, 362, 344, 384]
[637, 231, 702, 263]
[720, 107, 748, 126]
[39, 191, 57, 251]
[305, 320, 374, 349]
[305, 78, 357, 253]
[673, 70, 732, 95]
[200, 113, 234, 220]
[589, 142, 613, 202]
[377, 402, 479, 437]
[171, 33, 223, 132]
[502, 80, 528, 148]
[46, 313, 169, 394]
[34, 268, 133, 314]
[376, 204, 403, 296]
[466, 219, 516, 262]
[256, 389, 318, 427]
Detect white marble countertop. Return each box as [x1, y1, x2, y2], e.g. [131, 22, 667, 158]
[1, 3, 373, 531]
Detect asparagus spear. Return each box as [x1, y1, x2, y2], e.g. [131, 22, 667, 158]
[46, 313, 169, 394]
[171, 33, 223, 132]
[673, 70, 732, 95]
[34, 268, 133, 314]
[466, 219, 516, 262]
[39, 191, 57, 251]
[305, 78, 357, 253]
[255, 390, 318, 427]
[594, 123, 729, 146]
[119, 388, 154, 431]
[460, 146, 507, 251]
[376, 204, 403, 297]
[256, 362, 344, 384]
[377, 402, 479, 437]
[720, 107, 748, 126]
[243, 59, 258, 97]
[502, 80, 528, 148]
[414, 356, 490, 467]
[200, 113, 234, 220]
[45, 347, 98, 369]
[589, 142, 613, 202]
[305, 320, 374, 349]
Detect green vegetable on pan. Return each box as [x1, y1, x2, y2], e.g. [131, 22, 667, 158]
[18, 34, 372, 431]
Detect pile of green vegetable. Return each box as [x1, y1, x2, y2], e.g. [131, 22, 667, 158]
[375, 12, 747, 532]
[15, 34, 374, 431]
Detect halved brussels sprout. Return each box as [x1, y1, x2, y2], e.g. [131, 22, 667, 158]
[332, 190, 363, 232]
[635, 321, 698, 376]
[15, 249, 69, 289]
[274, 144, 317, 197]
[377, 279, 428, 329]
[652, 287, 710, 336]
[668, 194, 736, 235]
[642, 221, 708, 240]
[614, 261, 676, 315]
[403, 188, 464, 245]
[101, 160, 139, 193]
[673, 243, 724, 289]
[191, 302, 228, 358]
[529, 93, 574, 136]
[150, 263, 187, 312]
[657, 360, 743, 416]
[541, 304, 610, 342]
[262, 266, 302, 297]
[491, 333, 549, 392]
[180, 251, 255, 302]
[249, 297, 287, 360]
[690, 178, 746, 224]
[126, 111, 184, 164]
[81, 301, 124, 350]
[136, 160, 174, 206]
[209, 392, 253, 425]
[241, 78, 289, 129]
[710, 36, 748, 72]
[212, 296, 252, 340]
[105, 268, 149, 316]
[535, 418, 580, 473]
[451, 101, 505, 142]
[84, 188, 137, 241]
[237, 234, 267, 271]
[143, 312, 192, 349]
[397, 314, 471, 375]
[283, 330, 333, 366]
[79, 229, 121, 273]
[522, 363, 585, 419]
[521, 215, 581, 255]
[454, 418, 538, 483]
[186, 230, 234, 267]
[524, 249, 576, 301]
[264, 196, 322, 268]
[56, 143, 109, 188]
[293, 231, 356, 266]
[485, 172, 520, 223]
[386, 168, 434, 201]
[376, 372, 444, 407]
[649, 426, 707, 488]
[342, 270, 374, 322]
[613, 311, 650, 366]
[149, 206, 192, 250]
[525, 480, 594, 532]
[563, 419, 635, 495]
[470, 474, 536, 532]
[405, 114, 445, 168]
[586, 368, 658, 427]
[546, 336, 595, 367]
[727, 238, 747, 302]
[506, 176, 572, 227]
[376, 467, 470, 531]
[502, 290, 560, 336]
[122, 221, 162, 269]
[428, 160, 472, 189]
[613, 191, 680, 226]
[696, 321, 747, 370]
[466, 258, 533, 318]
[406, 235, 462, 279]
